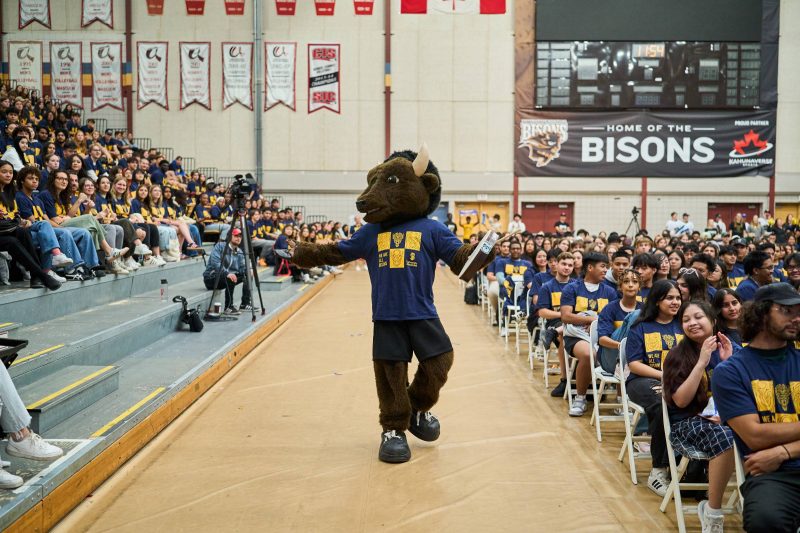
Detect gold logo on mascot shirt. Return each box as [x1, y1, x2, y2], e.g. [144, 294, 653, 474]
[377, 231, 423, 269]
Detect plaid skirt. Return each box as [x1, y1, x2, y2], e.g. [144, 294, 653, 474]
[670, 415, 735, 459]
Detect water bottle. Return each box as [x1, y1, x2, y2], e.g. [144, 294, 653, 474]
[160, 279, 168, 302]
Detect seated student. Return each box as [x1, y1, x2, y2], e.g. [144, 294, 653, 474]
[77, 178, 128, 274]
[109, 175, 165, 267]
[529, 249, 560, 303]
[485, 240, 511, 324]
[727, 239, 748, 288]
[663, 300, 737, 532]
[712, 288, 743, 346]
[536, 252, 575, 397]
[668, 249, 686, 281]
[677, 267, 711, 303]
[273, 225, 310, 283]
[202, 228, 252, 315]
[0, 359, 63, 488]
[560, 252, 618, 417]
[498, 240, 533, 337]
[736, 251, 774, 302]
[711, 284, 800, 533]
[632, 252, 658, 302]
[756, 242, 787, 283]
[625, 279, 683, 496]
[161, 186, 203, 257]
[247, 209, 275, 263]
[597, 269, 642, 372]
[690, 253, 719, 299]
[654, 251, 670, 282]
[786, 252, 800, 290]
[683, 242, 700, 266]
[603, 249, 631, 295]
[708, 260, 728, 290]
[131, 185, 179, 263]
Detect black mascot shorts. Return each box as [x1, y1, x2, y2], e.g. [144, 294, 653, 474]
[373, 319, 453, 363]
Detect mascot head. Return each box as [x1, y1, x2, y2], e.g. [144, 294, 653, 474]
[356, 144, 441, 225]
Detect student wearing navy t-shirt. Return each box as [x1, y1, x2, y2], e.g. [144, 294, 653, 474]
[727, 240, 748, 288]
[485, 240, 510, 325]
[602, 250, 630, 296]
[662, 300, 738, 528]
[497, 240, 533, 334]
[632, 253, 658, 303]
[530, 249, 559, 304]
[625, 279, 683, 497]
[736, 251, 774, 302]
[535, 251, 575, 397]
[711, 284, 800, 532]
[560, 252, 617, 416]
[597, 269, 642, 373]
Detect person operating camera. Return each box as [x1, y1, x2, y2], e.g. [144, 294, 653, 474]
[202, 228, 252, 315]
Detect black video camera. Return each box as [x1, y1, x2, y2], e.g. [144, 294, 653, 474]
[229, 173, 257, 198]
[631, 206, 640, 216]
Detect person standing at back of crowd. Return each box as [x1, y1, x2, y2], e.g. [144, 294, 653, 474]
[711, 283, 800, 533]
[507, 213, 525, 234]
[554, 212, 570, 236]
[624, 279, 684, 496]
[673, 213, 694, 236]
[736, 251, 774, 302]
[444, 213, 457, 235]
[460, 215, 475, 244]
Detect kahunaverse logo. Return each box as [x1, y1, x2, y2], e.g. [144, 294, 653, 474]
[519, 119, 568, 168]
[729, 130, 773, 158]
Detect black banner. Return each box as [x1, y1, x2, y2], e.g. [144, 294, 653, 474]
[515, 110, 776, 177]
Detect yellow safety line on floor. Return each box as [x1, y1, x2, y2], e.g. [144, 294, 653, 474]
[11, 344, 65, 366]
[297, 284, 310, 292]
[0, 322, 13, 329]
[91, 387, 166, 438]
[27, 366, 116, 410]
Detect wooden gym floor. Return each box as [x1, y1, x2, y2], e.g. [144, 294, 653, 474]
[55, 270, 742, 532]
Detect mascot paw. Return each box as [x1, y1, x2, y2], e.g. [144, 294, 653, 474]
[409, 411, 441, 442]
[378, 430, 411, 463]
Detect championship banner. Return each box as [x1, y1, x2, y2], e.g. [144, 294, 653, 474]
[19, 0, 51, 29]
[137, 41, 168, 110]
[307, 44, 340, 114]
[222, 43, 253, 110]
[82, 0, 113, 28]
[91, 42, 123, 111]
[515, 110, 776, 178]
[180, 42, 211, 110]
[8, 42, 43, 96]
[265, 42, 296, 111]
[50, 42, 83, 107]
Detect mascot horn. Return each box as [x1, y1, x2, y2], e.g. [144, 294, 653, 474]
[286, 144, 499, 463]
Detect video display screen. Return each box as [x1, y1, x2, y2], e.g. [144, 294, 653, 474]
[535, 41, 760, 109]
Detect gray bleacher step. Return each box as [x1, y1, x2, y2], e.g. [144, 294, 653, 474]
[20, 365, 120, 434]
[261, 274, 293, 291]
[0, 322, 21, 337]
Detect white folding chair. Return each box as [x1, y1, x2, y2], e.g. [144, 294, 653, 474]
[513, 285, 531, 355]
[527, 302, 544, 371]
[588, 320, 623, 442]
[541, 319, 562, 388]
[659, 397, 739, 533]
[617, 338, 651, 485]
[478, 272, 488, 313]
[733, 441, 746, 514]
[503, 280, 524, 348]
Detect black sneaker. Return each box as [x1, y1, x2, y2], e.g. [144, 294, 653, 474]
[42, 275, 62, 291]
[409, 411, 440, 442]
[550, 378, 567, 397]
[91, 267, 106, 278]
[65, 270, 87, 281]
[543, 327, 557, 350]
[378, 430, 411, 463]
[30, 278, 45, 289]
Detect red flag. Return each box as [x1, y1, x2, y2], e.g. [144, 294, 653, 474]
[480, 0, 504, 14]
[400, 0, 427, 14]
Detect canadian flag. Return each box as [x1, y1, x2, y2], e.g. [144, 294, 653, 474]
[400, 0, 505, 14]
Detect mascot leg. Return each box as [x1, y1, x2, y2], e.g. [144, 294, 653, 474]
[373, 360, 412, 463]
[407, 350, 454, 442]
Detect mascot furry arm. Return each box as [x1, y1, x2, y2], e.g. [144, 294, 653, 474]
[288, 145, 495, 274]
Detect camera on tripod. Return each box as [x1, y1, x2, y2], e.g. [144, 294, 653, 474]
[631, 206, 640, 216]
[229, 173, 257, 199]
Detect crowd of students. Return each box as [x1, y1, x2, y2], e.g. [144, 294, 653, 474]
[469, 217, 800, 533]
[0, 84, 351, 291]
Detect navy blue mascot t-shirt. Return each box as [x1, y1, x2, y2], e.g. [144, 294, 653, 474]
[337, 219, 463, 321]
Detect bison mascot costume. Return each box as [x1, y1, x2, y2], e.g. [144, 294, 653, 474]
[287, 145, 497, 463]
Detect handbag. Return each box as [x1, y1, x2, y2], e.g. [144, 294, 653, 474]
[0, 217, 19, 235]
[172, 295, 204, 332]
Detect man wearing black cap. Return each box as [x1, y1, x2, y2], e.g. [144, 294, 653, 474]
[712, 283, 800, 533]
[554, 212, 570, 236]
[728, 237, 748, 288]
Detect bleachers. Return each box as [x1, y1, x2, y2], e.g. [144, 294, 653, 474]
[0, 255, 334, 529]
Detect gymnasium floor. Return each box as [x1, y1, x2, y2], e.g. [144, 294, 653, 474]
[55, 269, 740, 532]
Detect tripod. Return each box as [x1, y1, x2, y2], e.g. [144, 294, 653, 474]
[624, 210, 641, 237]
[204, 192, 266, 322]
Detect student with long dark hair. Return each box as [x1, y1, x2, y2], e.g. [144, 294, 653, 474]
[712, 288, 743, 346]
[663, 300, 736, 532]
[625, 279, 683, 496]
[677, 268, 709, 302]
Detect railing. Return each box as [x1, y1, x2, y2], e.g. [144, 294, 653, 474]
[286, 205, 305, 217]
[131, 137, 152, 150]
[88, 118, 108, 135]
[196, 167, 219, 180]
[307, 215, 327, 224]
[153, 146, 174, 161]
[183, 157, 196, 172]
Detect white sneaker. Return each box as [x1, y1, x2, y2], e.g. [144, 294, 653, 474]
[162, 252, 178, 263]
[698, 500, 724, 533]
[647, 468, 670, 497]
[110, 247, 130, 260]
[108, 259, 130, 274]
[153, 255, 167, 266]
[133, 244, 152, 257]
[301, 273, 311, 283]
[569, 396, 588, 417]
[142, 256, 159, 267]
[47, 270, 67, 283]
[124, 256, 140, 271]
[0, 468, 23, 489]
[322, 270, 331, 276]
[6, 433, 63, 461]
[500, 326, 508, 337]
[51, 253, 73, 268]
[330, 267, 343, 275]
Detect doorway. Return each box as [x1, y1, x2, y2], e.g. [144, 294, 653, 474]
[453, 202, 509, 239]
[707, 203, 762, 228]
[521, 202, 575, 234]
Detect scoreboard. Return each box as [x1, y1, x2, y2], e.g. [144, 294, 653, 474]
[535, 41, 761, 109]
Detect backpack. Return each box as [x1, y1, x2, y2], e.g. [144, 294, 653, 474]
[464, 280, 479, 305]
[598, 309, 640, 374]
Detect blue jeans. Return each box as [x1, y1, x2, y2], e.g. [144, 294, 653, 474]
[28, 221, 60, 270]
[60, 226, 100, 268]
